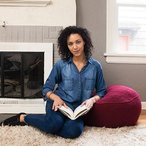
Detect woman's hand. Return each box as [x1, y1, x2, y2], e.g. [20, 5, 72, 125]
[47, 91, 67, 111]
[52, 95, 67, 111]
[81, 95, 100, 109]
[81, 98, 94, 109]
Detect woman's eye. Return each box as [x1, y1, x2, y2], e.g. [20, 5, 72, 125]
[68, 43, 73, 46]
[76, 41, 81, 44]
[68, 40, 81, 46]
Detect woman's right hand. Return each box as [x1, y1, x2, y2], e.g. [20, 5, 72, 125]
[47, 91, 67, 111]
[52, 95, 67, 111]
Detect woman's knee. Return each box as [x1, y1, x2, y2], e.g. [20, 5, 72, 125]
[68, 123, 84, 138]
[45, 111, 65, 133]
[59, 119, 84, 139]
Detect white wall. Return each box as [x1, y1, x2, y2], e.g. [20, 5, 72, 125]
[0, 0, 76, 27]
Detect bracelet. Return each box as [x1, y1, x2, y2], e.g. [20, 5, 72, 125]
[92, 97, 97, 104]
[48, 91, 53, 99]
[93, 96, 100, 104]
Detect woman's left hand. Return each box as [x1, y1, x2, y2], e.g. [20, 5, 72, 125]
[81, 95, 100, 109]
[81, 98, 94, 109]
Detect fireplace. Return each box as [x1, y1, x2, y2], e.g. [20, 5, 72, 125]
[0, 52, 44, 98]
[0, 42, 53, 113]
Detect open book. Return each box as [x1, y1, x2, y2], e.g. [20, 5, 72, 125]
[58, 105, 91, 120]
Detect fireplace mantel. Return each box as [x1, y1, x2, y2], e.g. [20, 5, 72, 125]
[0, 42, 53, 113]
[0, 0, 51, 7]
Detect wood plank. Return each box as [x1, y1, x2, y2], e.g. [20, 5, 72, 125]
[137, 109, 146, 125]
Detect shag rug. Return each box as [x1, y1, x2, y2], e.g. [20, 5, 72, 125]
[0, 125, 146, 146]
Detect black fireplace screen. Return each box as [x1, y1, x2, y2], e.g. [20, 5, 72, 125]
[0, 52, 44, 98]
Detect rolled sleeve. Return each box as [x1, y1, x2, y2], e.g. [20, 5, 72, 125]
[42, 61, 61, 101]
[95, 63, 107, 98]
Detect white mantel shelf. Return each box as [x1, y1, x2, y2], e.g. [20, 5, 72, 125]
[0, 0, 51, 7]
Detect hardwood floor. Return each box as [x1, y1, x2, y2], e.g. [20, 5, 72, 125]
[137, 110, 146, 125]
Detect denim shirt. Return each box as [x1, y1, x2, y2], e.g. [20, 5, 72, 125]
[42, 57, 106, 108]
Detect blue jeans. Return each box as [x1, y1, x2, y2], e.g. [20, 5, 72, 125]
[24, 99, 84, 139]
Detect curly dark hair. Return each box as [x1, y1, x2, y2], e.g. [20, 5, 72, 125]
[57, 26, 93, 60]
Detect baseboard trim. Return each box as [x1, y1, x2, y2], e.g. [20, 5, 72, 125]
[142, 102, 146, 109]
[0, 101, 146, 113]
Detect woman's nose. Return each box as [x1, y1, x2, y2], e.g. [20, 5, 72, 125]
[73, 43, 77, 49]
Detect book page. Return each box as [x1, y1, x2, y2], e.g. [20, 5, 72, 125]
[58, 106, 74, 119]
[74, 105, 90, 119]
[59, 105, 90, 120]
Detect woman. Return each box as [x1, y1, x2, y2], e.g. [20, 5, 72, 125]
[1, 26, 106, 139]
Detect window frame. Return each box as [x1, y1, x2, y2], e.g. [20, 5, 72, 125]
[105, 0, 146, 64]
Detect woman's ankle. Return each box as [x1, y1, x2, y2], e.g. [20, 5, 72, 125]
[20, 114, 26, 122]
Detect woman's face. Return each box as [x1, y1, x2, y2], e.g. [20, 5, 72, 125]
[67, 33, 85, 58]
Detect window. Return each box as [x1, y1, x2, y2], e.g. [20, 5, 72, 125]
[105, 0, 146, 64]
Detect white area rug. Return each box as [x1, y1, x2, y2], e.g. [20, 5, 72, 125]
[0, 125, 146, 146]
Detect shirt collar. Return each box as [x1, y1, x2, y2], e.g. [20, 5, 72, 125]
[67, 57, 93, 64]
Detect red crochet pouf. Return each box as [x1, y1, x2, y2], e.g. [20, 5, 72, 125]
[84, 85, 141, 128]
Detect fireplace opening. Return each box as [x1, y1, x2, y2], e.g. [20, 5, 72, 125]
[0, 52, 44, 98]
